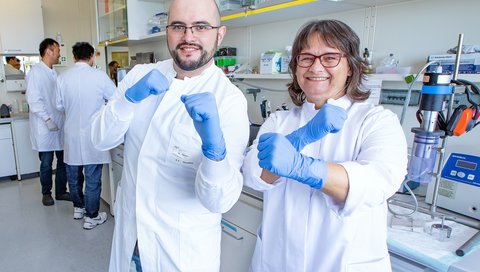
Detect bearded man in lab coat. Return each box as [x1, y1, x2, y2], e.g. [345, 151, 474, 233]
[26, 38, 70, 206]
[56, 42, 116, 229]
[91, 0, 249, 270]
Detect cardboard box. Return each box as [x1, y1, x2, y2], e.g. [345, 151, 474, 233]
[427, 53, 480, 74]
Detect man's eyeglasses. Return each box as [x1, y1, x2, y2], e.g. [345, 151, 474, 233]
[296, 53, 345, 68]
[166, 24, 221, 35]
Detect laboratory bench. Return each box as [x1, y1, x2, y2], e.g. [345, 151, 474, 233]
[0, 112, 29, 124]
[388, 194, 480, 272]
[221, 187, 480, 272]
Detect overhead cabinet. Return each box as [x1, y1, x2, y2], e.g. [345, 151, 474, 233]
[96, 0, 167, 45]
[0, 0, 44, 54]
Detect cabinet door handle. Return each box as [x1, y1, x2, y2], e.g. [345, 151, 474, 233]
[222, 226, 244, 240]
[221, 220, 244, 240]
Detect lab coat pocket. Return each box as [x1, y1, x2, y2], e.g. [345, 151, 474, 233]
[346, 256, 391, 272]
[166, 123, 202, 170]
[179, 212, 221, 271]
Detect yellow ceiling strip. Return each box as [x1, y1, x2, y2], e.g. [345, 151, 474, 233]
[221, 0, 316, 21]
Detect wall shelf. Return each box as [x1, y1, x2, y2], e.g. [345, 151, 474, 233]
[220, 0, 415, 28]
[230, 73, 480, 83]
[232, 73, 291, 80]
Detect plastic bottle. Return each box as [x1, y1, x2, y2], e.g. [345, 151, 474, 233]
[380, 53, 398, 67]
[281, 46, 292, 73]
[11, 99, 19, 114]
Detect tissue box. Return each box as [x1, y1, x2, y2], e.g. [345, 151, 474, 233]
[260, 51, 282, 74]
[427, 53, 480, 74]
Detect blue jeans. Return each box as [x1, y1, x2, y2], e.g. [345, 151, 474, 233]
[131, 242, 142, 272]
[66, 164, 103, 218]
[38, 151, 68, 196]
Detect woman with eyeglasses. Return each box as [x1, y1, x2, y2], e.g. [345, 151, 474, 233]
[242, 20, 408, 271]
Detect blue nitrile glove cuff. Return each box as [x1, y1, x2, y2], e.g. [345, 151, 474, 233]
[124, 69, 170, 103]
[286, 104, 347, 151]
[180, 93, 226, 161]
[202, 142, 226, 161]
[294, 155, 327, 189]
[257, 133, 327, 189]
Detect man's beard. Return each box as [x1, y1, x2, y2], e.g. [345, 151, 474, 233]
[170, 42, 215, 71]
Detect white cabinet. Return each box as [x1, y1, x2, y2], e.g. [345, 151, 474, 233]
[0, 0, 44, 54]
[0, 124, 17, 177]
[96, 0, 167, 44]
[220, 218, 258, 272]
[11, 119, 39, 179]
[221, 192, 263, 272]
[107, 145, 124, 216]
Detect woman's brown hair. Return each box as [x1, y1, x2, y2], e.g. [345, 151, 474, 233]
[287, 20, 370, 106]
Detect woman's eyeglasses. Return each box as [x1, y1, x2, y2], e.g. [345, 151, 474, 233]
[296, 53, 345, 68]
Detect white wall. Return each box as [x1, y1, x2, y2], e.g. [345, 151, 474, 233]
[0, 0, 99, 107]
[222, 0, 479, 73]
[42, 0, 99, 72]
[119, 0, 479, 123]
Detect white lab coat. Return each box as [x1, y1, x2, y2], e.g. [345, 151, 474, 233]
[4, 63, 22, 75]
[26, 61, 64, 151]
[242, 96, 408, 272]
[56, 62, 116, 165]
[91, 59, 249, 272]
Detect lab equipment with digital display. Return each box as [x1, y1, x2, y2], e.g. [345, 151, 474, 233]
[426, 153, 480, 220]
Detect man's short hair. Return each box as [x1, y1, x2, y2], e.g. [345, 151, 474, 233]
[39, 38, 59, 57]
[72, 42, 95, 61]
[5, 56, 15, 63]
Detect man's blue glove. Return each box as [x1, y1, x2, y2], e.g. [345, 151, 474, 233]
[257, 132, 327, 189]
[125, 69, 169, 103]
[286, 104, 347, 151]
[181, 92, 226, 161]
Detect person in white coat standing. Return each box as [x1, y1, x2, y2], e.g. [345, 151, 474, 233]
[242, 20, 408, 271]
[26, 38, 70, 206]
[91, 0, 249, 271]
[56, 42, 116, 229]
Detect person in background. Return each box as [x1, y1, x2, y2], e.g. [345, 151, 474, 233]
[4, 56, 22, 75]
[26, 38, 70, 206]
[56, 42, 116, 229]
[91, 0, 249, 270]
[242, 19, 408, 271]
[108, 60, 119, 86]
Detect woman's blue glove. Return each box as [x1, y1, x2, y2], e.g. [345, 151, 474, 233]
[125, 69, 170, 103]
[181, 93, 226, 161]
[286, 104, 347, 151]
[257, 133, 327, 189]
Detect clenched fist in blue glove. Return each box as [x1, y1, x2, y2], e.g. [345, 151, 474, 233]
[181, 92, 226, 161]
[125, 69, 170, 103]
[258, 132, 327, 189]
[286, 104, 347, 151]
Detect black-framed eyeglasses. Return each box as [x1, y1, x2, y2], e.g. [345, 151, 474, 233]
[166, 24, 221, 35]
[296, 53, 345, 68]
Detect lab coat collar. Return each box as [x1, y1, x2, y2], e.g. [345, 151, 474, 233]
[302, 95, 353, 119]
[173, 61, 216, 82]
[39, 60, 57, 76]
[74, 62, 91, 67]
[327, 95, 353, 111]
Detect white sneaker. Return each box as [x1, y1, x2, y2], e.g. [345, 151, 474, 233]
[73, 207, 85, 220]
[83, 212, 107, 230]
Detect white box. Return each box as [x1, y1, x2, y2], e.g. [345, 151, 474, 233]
[260, 51, 282, 74]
